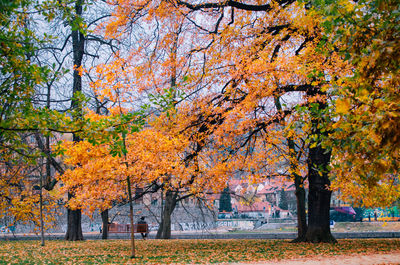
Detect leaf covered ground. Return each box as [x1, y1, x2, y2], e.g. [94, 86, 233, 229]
[0, 238, 399, 264]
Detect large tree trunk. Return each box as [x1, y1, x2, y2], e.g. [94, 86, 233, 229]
[65, 193, 83, 241]
[304, 96, 336, 243]
[156, 190, 177, 239]
[65, 0, 85, 242]
[305, 145, 335, 243]
[305, 181, 335, 243]
[101, 210, 109, 240]
[64, 134, 84, 241]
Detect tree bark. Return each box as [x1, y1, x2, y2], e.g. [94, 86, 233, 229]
[275, 96, 308, 242]
[65, 193, 83, 241]
[65, 0, 85, 242]
[304, 97, 336, 243]
[305, 143, 336, 243]
[292, 174, 308, 242]
[156, 190, 177, 239]
[126, 175, 136, 258]
[101, 209, 109, 240]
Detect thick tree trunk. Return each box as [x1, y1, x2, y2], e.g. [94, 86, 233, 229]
[101, 209, 109, 240]
[156, 190, 177, 239]
[304, 97, 336, 243]
[305, 181, 335, 243]
[305, 143, 335, 242]
[65, 0, 85, 242]
[65, 194, 83, 241]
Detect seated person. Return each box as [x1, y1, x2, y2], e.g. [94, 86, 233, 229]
[137, 216, 149, 239]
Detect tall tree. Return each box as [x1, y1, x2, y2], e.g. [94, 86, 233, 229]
[170, 0, 340, 243]
[0, 0, 68, 233]
[99, 3, 213, 239]
[278, 188, 288, 211]
[316, 0, 400, 208]
[44, 0, 117, 241]
[64, 0, 86, 242]
[100, 0, 349, 243]
[219, 187, 233, 213]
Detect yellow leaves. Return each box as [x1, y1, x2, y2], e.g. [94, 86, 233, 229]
[331, 147, 400, 208]
[369, 131, 381, 145]
[57, 117, 199, 213]
[335, 98, 351, 114]
[373, 98, 385, 109]
[0, 163, 58, 228]
[338, 0, 355, 13]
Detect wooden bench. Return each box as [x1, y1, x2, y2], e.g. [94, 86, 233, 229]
[108, 223, 149, 234]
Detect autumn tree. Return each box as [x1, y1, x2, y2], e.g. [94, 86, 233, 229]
[99, 0, 351, 244]
[165, 0, 340, 243]
[33, 0, 121, 241]
[0, 0, 71, 235]
[315, 0, 400, 207]
[0, 0, 138, 243]
[99, 2, 219, 239]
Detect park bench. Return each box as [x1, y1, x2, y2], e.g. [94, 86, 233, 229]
[108, 223, 148, 234]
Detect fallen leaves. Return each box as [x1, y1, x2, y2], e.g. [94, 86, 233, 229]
[0, 238, 399, 264]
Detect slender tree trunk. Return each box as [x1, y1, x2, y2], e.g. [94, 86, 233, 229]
[292, 173, 308, 242]
[101, 210, 109, 240]
[39, 171, 45, 246]
[41, 82, 51, 246]
[275, 96, 308, 242]
[156, 190, 177, 239]
[126, 175, 135, 258]
[288, 136, 308, 242]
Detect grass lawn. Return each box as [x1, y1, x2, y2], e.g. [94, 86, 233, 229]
[0, 238, 399, 264]
[243, 221, 400, 233]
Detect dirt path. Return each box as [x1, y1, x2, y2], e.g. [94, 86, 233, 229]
[229, 252, 400, 265]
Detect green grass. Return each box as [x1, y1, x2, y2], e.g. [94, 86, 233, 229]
[246, 221, 400, 233]
[0, 238, 399, 264]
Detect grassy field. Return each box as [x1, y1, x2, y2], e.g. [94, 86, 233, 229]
[0, 238, 400, 264]
[331, 221, 400, 232]
[248, 221, 400, 233]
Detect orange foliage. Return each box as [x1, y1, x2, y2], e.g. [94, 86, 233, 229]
[59, 0, 362, 217]
[91, 0, 350, 193]
[58, 123, 193, 212]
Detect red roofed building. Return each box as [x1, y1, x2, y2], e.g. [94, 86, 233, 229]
[232, 201, 271, 219]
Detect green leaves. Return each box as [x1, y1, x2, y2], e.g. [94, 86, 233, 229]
[148, 86, 186, 112]
[313, 0, 400, 206]
[80, 109, 146, 158]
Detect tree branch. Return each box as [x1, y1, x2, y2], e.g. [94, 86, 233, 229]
[176, 0, 295, 11]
